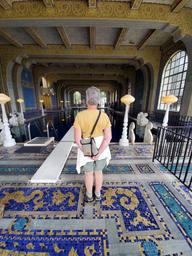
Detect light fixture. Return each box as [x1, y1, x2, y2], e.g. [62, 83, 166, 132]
[119, 94, 135, 146]
[161, 95, 178, 127]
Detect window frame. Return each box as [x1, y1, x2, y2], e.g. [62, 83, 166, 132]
[157, 50, 188, 112]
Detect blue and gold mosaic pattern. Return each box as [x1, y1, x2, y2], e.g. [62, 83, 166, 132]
[101, 186, 158, 232]
[151, 182, 192, 247]
[109, 144, 154, 159]
[68, 144, 154, 160]
[62, 164, 134, 174]
[0, 184, 84, 218]
[104, 164, 134, 174]
[0, 165, 38, 175]
[94, 182, 172, 243]
[0, 229, 109, 255]
[172, 181, 192, 205]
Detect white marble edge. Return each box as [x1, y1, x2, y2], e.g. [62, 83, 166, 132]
[30, 127, 74, 183]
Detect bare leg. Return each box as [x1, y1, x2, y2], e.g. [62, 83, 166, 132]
[85, 171, 94, 197]
[94, 171, 103, 195]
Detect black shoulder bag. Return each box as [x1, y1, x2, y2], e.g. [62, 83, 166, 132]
[80, 110, 101, 157]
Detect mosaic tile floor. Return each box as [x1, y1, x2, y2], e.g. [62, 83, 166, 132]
[0, 144, 54, 162]
[0, 143, 191, 255]
[68, 143, 154, 160]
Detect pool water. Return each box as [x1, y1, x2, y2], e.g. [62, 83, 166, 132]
[12, 109, 140, 143]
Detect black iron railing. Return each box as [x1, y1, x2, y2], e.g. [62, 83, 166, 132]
[153, 126, 192, 191]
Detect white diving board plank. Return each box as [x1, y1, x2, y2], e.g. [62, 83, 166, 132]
[30, 127, 74, 183]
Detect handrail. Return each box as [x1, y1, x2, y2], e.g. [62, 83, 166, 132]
[160, 126, 192, 139]
[46, 121, 50, 138]
[46, 120, 58, 139]
[27, 123, 31, 141]
[166, 126, 192, 128]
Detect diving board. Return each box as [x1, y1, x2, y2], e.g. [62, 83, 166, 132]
[24, 137, 54, 147]
[30, 127, 74, 183]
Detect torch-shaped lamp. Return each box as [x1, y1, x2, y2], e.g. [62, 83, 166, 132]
[0, 93, 16, 147]
[39, 99, 45, 116]
[17, 98, 24, 121]
[119, 94, 135, 146]
[161, 95, 178, 127]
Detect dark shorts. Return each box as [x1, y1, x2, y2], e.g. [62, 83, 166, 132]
[81, 159, 107, 173]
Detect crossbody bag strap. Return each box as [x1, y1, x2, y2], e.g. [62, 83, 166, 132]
[90, 110, 101, 137]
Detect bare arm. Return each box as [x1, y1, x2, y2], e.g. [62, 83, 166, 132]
[74, 127, 83, 150]
[92, 127, 112, 160]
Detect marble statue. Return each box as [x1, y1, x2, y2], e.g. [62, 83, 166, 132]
[9, 113, 19, 127]
[0, 117, 3, 130]
[17, 113, 25, 125]
[129, 122, 135, 144]
[0, 127, 4, 145]
[144, 121, 153, 144]
[137, 112, 149, 126]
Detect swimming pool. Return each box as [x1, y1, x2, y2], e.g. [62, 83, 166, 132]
[12, 108, 138, 143]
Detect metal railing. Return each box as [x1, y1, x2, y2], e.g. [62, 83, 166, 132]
[153, 126, 192, 190]
[46, 120, 58, 139]
[27, 123, 31, 141]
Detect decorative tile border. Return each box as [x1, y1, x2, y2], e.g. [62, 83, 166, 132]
[62, 164, 134, 174]
[172, 181, 192, 205]
[0, 228, 109, 255]
[0, 166, 39, 175]
[150, 182, 192, 248]
[67, 144, 154, 160]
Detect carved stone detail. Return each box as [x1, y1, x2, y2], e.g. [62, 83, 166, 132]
[0, 2, 190, 37]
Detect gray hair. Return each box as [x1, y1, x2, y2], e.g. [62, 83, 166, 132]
[86, 86, 100, 105]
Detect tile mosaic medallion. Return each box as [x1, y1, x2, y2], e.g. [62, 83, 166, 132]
[135, 164, 155, 174]
[0, 183, 84, 218]
[94, 182, 172, 243]
[151, 182, 192, 248]
[139, 239, 162, 256]
[0, 228, 109, 255]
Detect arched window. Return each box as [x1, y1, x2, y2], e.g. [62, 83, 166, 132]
[73, 91, 81, 104]
[158, 50, 188, 112]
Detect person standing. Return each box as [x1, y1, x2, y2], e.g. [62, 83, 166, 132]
[73, 86, 112, 202]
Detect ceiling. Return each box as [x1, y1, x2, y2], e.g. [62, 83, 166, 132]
[1, 0, 192, 9]
[0, 0, 191, 49]
[0, 0, 191, 89]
